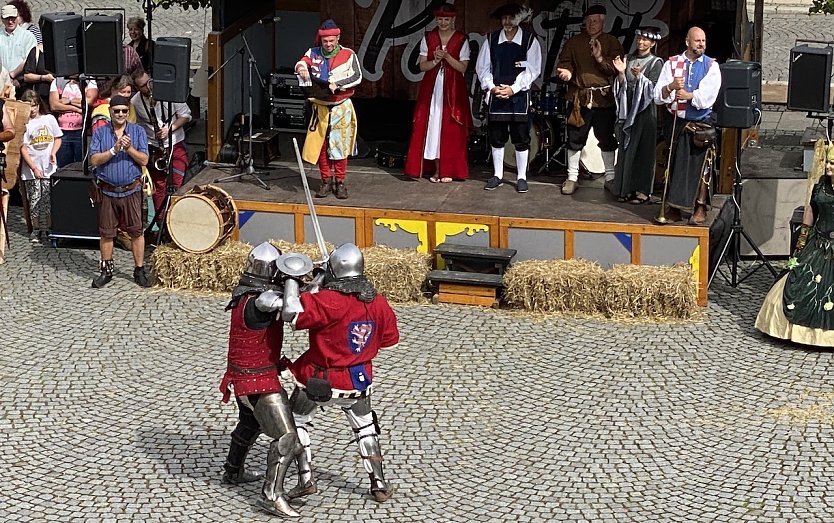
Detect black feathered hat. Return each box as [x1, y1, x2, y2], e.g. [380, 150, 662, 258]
[490, 3, 524, 19]
[583, 5, 607, 18]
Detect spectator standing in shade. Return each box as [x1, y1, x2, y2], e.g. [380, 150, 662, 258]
[19, 89, 61, 244]
[131, 69, 191, 234]
[88, 95, 151, 289]
[0, 4, 35, 92]
[50, 77, 98, 166]
[127, 17, 154, 73]
[20, 42, 53, 105]
[7, 1, 40, 48]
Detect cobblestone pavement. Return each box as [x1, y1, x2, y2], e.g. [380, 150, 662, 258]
[3, 201, 834, 523]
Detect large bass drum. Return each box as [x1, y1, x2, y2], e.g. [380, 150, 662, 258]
[166, 184, 238, 253]
[504, 117, 555, 170]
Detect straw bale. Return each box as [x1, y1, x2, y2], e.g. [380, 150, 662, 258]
[503, 259, 606, 313]
[363, 245, 431, 303]
[150, 239, 251, 292]
[601, 263, 697, 319]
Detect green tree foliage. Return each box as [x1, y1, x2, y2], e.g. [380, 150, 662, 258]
[810, 0, 834, 14]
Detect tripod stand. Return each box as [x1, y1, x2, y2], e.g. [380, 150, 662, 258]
[709, 129, 779, 287]
[212, 34, 271, 190]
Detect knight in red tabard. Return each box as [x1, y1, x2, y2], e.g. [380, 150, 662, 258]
[405, 3, 472, 182]
[219, 242, 304, 518]
[284, 243, 400, 504]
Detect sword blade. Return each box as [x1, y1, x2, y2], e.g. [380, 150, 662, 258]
[292, 138, 330, 263]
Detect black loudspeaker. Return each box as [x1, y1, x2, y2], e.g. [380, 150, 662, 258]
[39, 12, 82, 77]
[153, 37, 192, 102]
[82, 15, 123, 77]
[715, 61, 761, 129]
[788, 45, 833, 113]
[50, 164, 100, 240]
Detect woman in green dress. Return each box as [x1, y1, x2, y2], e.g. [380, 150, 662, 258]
[757, 140, 834, 346]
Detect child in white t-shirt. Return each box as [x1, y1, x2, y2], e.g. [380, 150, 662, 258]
[20, 89, 62, 243]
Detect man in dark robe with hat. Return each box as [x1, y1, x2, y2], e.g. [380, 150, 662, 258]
[611, 27, 665, 204]
[475, 2, 541, 194]
[295, 19, 362, 200]
[555, 5, 624, 196]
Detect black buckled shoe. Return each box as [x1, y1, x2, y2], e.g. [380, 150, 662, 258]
[222, 469, 263, 485]
[133, 266, 153, 288]
[315, 179, 333, 198]
[92, 260, 114, 288]
[334, 181, 348, 199]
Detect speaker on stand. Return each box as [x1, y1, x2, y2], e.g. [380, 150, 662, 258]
[39, 12, 83, 77]
[153, 37, 192, 103]
[788, 45, 833, 114]
[82, 15, 123, 77]
[710, 60, 778, 287]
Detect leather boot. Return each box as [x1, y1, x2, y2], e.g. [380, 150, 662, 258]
[334, 181, 348, 199]
[92, 260, 114, 288]
[315, 179, 332, 198]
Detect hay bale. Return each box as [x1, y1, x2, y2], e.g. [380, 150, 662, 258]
[601, 263, 697, 319]
[150, 239, 337, 292]
[150, 238, 429, 301]
[150, 239, 251, 291]
[503, 259, 605, 313]
[363, 245, 431, 303]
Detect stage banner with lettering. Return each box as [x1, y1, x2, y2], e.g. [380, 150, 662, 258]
[319, 0, 696, 99]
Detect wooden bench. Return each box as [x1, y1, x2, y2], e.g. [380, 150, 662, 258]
[428, 270, 504, 307]
[434, 243, 517, 275]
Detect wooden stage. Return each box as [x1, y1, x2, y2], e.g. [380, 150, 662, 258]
[182, 148, 717, 305]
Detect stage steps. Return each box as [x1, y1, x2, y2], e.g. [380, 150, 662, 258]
[428, 243, 517, 307]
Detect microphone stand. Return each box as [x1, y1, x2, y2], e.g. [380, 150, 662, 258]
[213, 34, 271, 190]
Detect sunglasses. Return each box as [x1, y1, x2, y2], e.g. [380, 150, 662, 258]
[112, 108, 129, 114]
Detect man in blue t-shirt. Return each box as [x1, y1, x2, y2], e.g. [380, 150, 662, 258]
[89, 95, 151, 288]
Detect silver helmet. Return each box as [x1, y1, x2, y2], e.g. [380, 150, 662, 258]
[327, 243, 364, 279]
[243, 242, 282, 283]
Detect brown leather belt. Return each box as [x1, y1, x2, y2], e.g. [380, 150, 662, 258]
[227, 363, 277, 375]
[98, 178, 141, 193]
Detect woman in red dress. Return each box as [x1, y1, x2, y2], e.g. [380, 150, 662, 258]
[404, 3, 472, 182]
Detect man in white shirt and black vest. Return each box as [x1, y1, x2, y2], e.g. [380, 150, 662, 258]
[475, 3, 541, 194]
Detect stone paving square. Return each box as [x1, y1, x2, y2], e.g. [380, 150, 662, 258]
[3, 2, 834, 522]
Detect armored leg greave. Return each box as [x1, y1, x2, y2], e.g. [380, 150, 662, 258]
[252, 391, 304, 518]
[344, 398, 393, 502]
[222, 398, 262, 484]
[288, 387, 318, 499]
